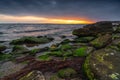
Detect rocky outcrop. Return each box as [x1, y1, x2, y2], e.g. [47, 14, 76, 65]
[72, 21, 113, 37]
[83, 22, 120, 80]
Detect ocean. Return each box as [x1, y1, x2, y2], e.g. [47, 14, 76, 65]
[0, 24, 83, 51]
[0, 24, 83, 41]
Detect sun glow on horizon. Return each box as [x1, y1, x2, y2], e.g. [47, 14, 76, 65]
[0, 14, 94, 24]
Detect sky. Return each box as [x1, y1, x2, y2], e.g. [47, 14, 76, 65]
[0, 0, 120, 24]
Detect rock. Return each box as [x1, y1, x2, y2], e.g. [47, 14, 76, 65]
[0, 45, 7, 52]
[0, 61, 26, 78]
[84, 48, 120, 80]
[50, 74, 64, 80]
[49, 44, 59, 51]
[60, 39, 71, 44]
[113, 25, 120, 33]
[29, 48, 40, 56]
[25, 43, 39, 47]
[37, 54, 52, 61]
[0, 54, 13, 61]
[57, 68, 77, 79]
[72, 21, 113, 37]
[10, 36, 54, 45]
[12, 45, 28, 54]
[1, 58, 85, 80]
[73, 47, 94, 57]
[60, 35, 66, 39]
[90, 34, 112, 49]
[20, 70, 45, 80]
[60, 44, 72, 51]
[29, 47, 49, 56]
[73, 47, 87, 57]
[73, 36, 95, 43]
[47, 51, 63, 57]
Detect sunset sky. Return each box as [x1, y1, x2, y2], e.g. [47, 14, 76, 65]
[0, 0, 120, 24]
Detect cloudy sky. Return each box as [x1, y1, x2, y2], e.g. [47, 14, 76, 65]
[0, 0, 120, 23]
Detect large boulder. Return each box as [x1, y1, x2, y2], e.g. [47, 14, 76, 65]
[84, 48, 120, 80]
[72, 21, 113, 37]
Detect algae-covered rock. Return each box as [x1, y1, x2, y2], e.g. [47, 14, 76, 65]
[28, 47, 48, 56]
[57, 68, 77, 79]
[37, 54, 52, 61]
[84, 48, 120, 80]
[114, 26, 120, 33]
[12, 45, 28, 54]
[60, 39, 71, 44]
[0, 45, 7, 52]
[60, 44, 72, 51]
[29, 48, 40, 55]
[0, 54, 13, 61]
[47, 51, 63, 57]
[49, 44, 59, 51]
[73, 47, 87, 57]
[74, 36, 95, 43]
[73, 47, 94, 57]
[50, 74, 64, 80]
[10, 36, 54, 45]
[90, 34, 112, 49]
[19, 70, 45, 80]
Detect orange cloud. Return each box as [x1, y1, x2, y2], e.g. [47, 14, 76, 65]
[0, 14, 94, 24]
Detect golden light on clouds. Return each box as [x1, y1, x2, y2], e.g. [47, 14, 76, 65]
[0, 14, 94, 24]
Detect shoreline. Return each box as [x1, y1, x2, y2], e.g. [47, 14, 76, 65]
[0, 21, 120, 80]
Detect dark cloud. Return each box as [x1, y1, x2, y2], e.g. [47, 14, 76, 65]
[0, 0, 120, 21]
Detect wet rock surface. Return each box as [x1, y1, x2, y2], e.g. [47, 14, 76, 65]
[72, 21, 113, 37]
[83, 22, 120, 80]
[10, 36, 54, 45]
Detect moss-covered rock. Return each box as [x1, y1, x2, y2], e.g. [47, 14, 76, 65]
[74, 36, 95, 43]
[57, 68, 77, 79]
[12, 45, 28, 54]
[90, 34, 112, 49]
[29, 48, 40, 55]
[49, 44, 59, 51]
[0, 45, 7, 52]
[10, 36, 54, 45]
[27, 47, 48, 56]
[50, 74, 63, 80]
[63, 50, 73, 57]
[47, 51, 63, 57]
[73, 47, 87, 57]
[114, 26, 120, 33]
[84, 48, 120, 80]
[0, 53, 13, 61]
[60, 44, 72, 51]
[60, 39, 71, 44]
[37, 54, 52, 61]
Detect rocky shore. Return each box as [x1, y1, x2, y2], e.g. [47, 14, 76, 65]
[0, 21, 120, 80]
